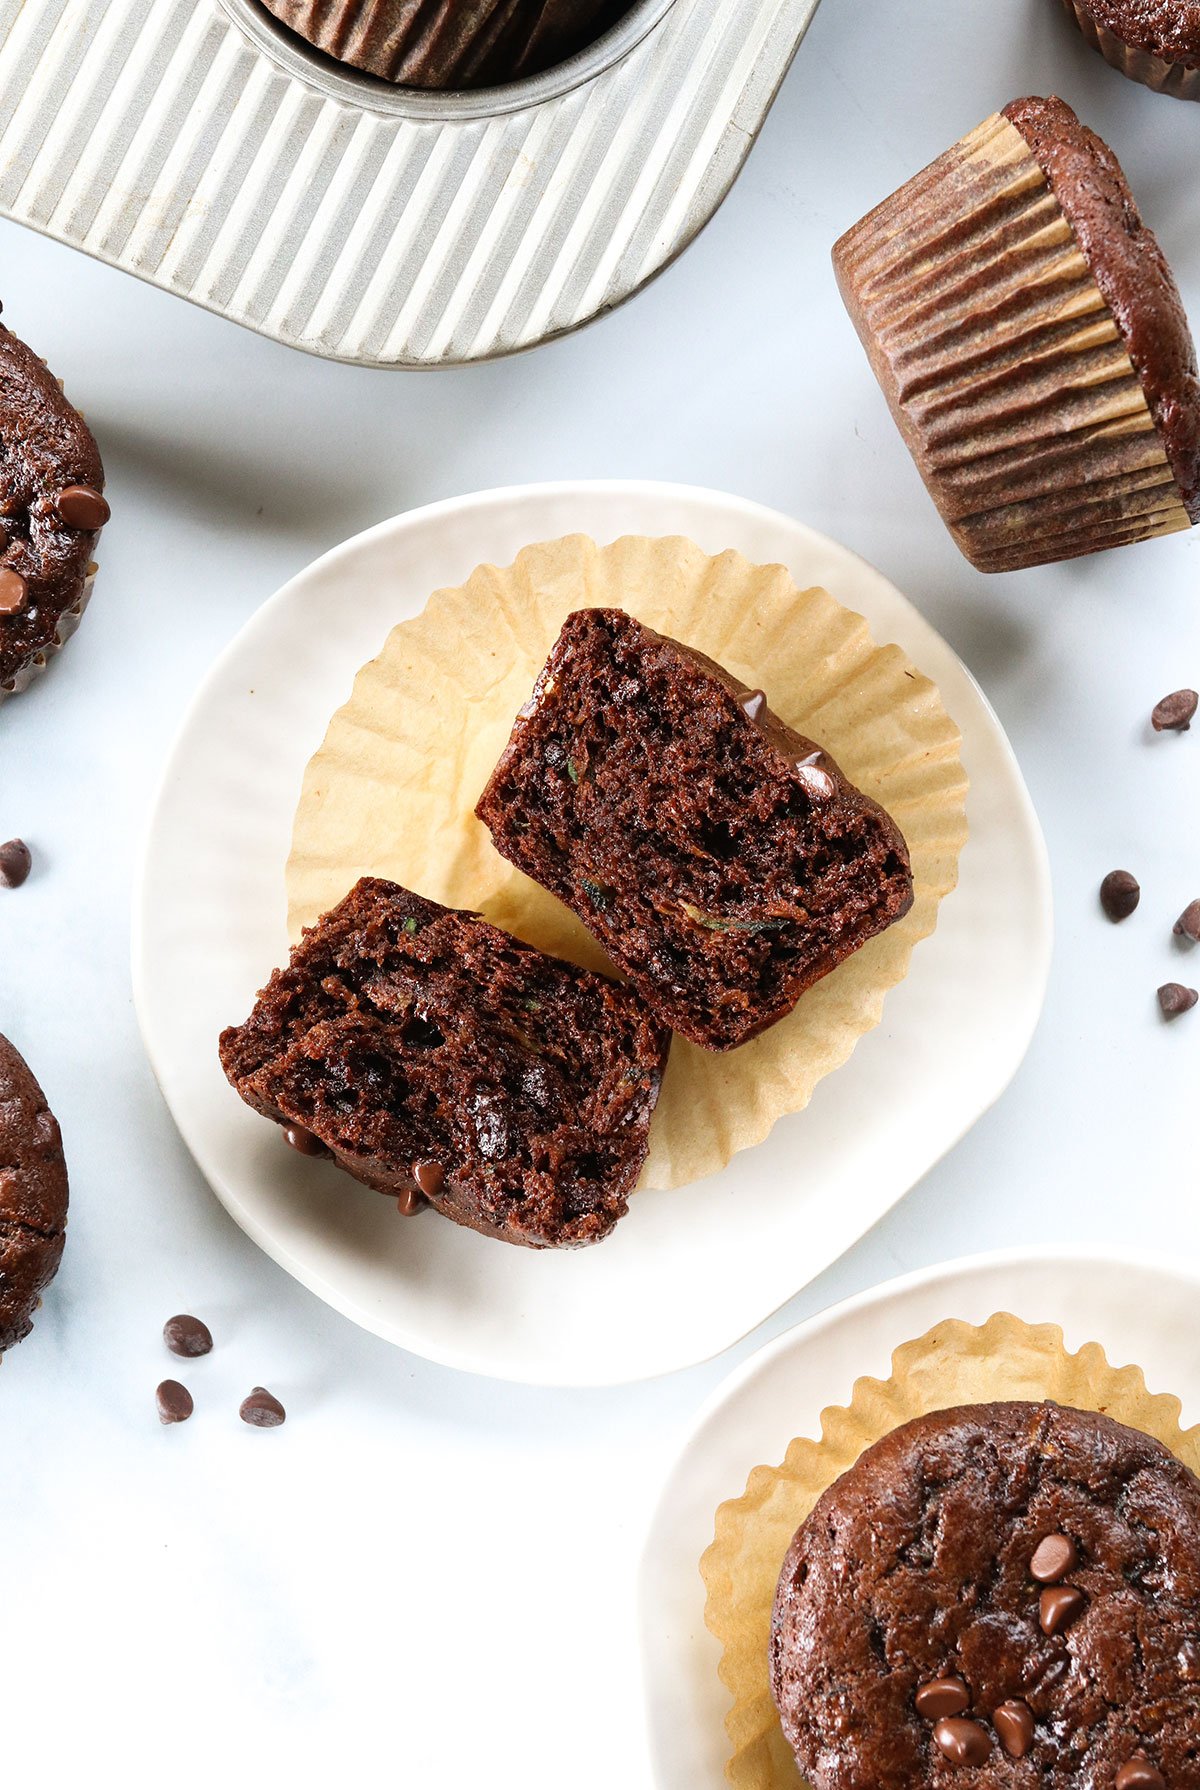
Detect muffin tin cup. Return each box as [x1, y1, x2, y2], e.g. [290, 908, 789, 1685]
[0, 0, 822, 367]
[1059, 0, 1200, 102]
[833, 111, 1192, 574]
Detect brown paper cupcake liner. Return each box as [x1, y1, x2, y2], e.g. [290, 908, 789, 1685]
[833, 111, 1192, 573]
[701, 1312, 1200, 1790]
[262, 0, 630, 89]
[286, 533, 967, 1192]
[1060, 0, 1200, 101]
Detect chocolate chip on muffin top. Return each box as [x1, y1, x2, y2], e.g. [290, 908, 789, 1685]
[771, 1401, 1200, 1790]
[0, 316, 107, 695]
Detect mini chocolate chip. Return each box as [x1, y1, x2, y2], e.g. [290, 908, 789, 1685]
[284, 1124, 330, 1157]
[1152, 689, 1198, 732]
[1039, 1585, 1087, 1636]
[915, 1676, 970, 1719]
[1116, 1756, 1166, 1790]
[163, 1314, 213, 1358]
[156, 1379, 194, 1424]
[1099, 871, 1140, 923]
[933, 1718, 992, 1767]
[1030, 1532, 1079, 1583]
[1174, 901, 1200, 943]
[0, 838, 32, 888]
[740, 689, 766, 722]
[239, 1387, 285, 1428]
[1158, 983, 1198, 1019]
[412, 1159, 444, 1198]
[396, 1188, 426, 1216]
[994, 1701, 1035, 1759]
[55, 483, 110, 530]
[0, 567, 28, 614]
[795, 756, 836, 799]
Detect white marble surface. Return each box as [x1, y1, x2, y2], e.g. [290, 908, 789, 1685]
[3, 1, 1198, 1783]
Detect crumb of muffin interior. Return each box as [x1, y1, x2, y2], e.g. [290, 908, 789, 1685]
[476, 607, 913, 1052]
[219, 876, 669, 1248]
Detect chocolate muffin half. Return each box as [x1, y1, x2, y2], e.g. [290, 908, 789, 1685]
[771, 1401, 1200, 1790]
[476, 608, 913, 1052]
[0, 1033, 69, 1352]
[219, 877, 669, 1248]
[0, 317, 108, 697]
[1059, 0, 1200, 100]
[834, 96, 1200, 572]
[259, 0, 633, 89]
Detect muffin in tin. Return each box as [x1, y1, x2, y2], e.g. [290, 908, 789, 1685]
[259, 0, 634, 89]
[1058, 0, 1200, 101]
[834, 96, 1200, 573]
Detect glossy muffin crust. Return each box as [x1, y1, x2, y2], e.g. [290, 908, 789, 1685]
[772, 1401, 1200, 1790]
[0, 1033, 69, 1351]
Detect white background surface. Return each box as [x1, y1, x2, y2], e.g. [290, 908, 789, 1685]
[3, 2, 1198, 1785]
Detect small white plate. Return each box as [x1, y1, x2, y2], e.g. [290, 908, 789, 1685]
[132, 481, 1051, 1386]
[638, 1248, 1200, 1790]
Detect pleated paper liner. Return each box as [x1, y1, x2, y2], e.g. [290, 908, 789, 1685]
[833, 111, 1192, 573]
[1060, 0, 1200, 101]
[701, 1312, 1200, 1790]
[286, 532, 967, 1192]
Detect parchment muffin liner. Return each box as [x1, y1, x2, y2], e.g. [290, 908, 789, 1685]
[700, 1311, 1200, 1790]
[1059, 0, 1200, 101]
[833, 111, 1193, 573]
[286, 532, 967, 1192]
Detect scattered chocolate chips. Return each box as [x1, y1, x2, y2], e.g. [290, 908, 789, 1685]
[412, 1158, 444, 1198]
[1158, 983, 1198, 1019]
[239, 1386, 286, 1428]
[1030, 1532, 1079, 1583]
[163, 1314, 213, 1358]
[1039, 1585, 1087, 1637]
[0, 567, 28, 614]
[1151, 689, 1198, 733]
[1099, 870, 1140, 922]
[0, 838, 32, 888]
[1173, 901, 1200, 943]
[914, 1677, 970, 1719]
[993, 1701, 1035, 1759]
[283, 1124, 330, 1157]
[55, 483, 110, 530]
[740, 689, 767, 723]
[396, 1188, 426, 1216]
[1116, 1755, 1166, 1790]
[156, 1379, 194, 1424]
[932, 1718, 992, 1767]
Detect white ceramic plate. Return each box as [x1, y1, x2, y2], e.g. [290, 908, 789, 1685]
[132, 481, 1051, 1386]
[638, 1248, 1200, 1790]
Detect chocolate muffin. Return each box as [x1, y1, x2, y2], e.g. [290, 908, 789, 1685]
[259, 0, 633, 89]
[0, 317, 108, 698]
[771, 1401, 1200, 1790]
[834, 96, 1200, 572]
[0, 1033, 69, 1352]
[219, 876, 669, 1248]
[476, 608, 913, 1052]
[1059, 0, 1200, 100]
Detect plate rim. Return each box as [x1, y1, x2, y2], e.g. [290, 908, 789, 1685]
[636, 1242, 1200, 1787]
[131, 478, 1054, 1385]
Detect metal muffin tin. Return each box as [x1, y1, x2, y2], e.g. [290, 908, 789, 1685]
[0, 0, 822, 366]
